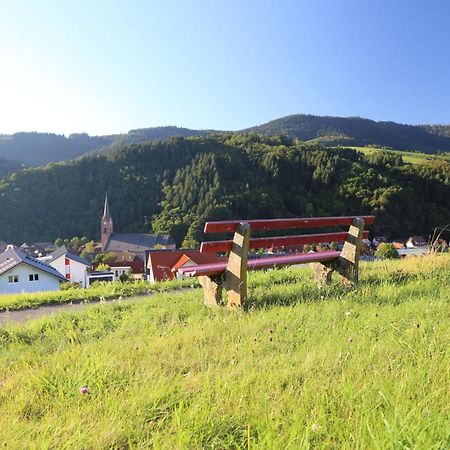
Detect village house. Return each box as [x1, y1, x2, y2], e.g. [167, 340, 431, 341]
[45, 245, 91, 288]
[0, 246, 66, 294]
[392, 240, 405, 250]
[406, 235, 428, 248]
[146, 250, 222, 283]
[100, 196, 175, 261]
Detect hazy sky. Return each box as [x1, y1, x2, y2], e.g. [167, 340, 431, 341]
[1, 0, 449, 135]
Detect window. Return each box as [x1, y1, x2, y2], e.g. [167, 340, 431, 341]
[8, 275, 19, 283]
[29, 273, 39, 282]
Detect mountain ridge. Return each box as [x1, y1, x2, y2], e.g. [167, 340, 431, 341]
[1, 114, 449, 172]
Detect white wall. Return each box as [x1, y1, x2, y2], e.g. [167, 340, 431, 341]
[0, 263, 62, 294]
[49, 256, 88, 288]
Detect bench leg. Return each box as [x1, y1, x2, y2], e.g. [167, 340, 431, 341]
[199, 275, 223, 307]
[336, 217, 364, 286]
[310, 262, 334, 288]
[223, 222, 251, 310]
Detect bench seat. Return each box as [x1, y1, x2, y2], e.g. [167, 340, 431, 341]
[178, 250, 341, 277]
[178, 215, 375, 309]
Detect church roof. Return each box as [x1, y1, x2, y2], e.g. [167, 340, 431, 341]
[104, 233, 175, 255]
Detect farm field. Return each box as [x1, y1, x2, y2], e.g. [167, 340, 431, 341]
[0, 255, 449, 449]
[345, 146, 450, 165]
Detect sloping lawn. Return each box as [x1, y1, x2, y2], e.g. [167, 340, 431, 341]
[0, 255, 449, 448]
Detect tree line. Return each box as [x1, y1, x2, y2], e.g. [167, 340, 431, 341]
[0, 134, 448, 246]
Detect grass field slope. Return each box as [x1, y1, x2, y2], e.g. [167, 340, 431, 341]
[0, 255, 449, 448]
[345, 146, 450, 165]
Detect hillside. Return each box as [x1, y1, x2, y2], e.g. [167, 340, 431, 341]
[0, 135, 448, 245]
[0, 127, 209, 167]
[0, 255, 448, 448]
[244, 114, 450, 153]
[0, 156, 23, 178]
[1, 115, 450, 170]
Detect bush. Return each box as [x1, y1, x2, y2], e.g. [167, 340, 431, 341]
[375, 243, 400, 259]
[60, 282, 81, 290]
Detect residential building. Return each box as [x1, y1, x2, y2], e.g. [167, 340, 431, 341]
[146, 250, 222, 283]
[0, 247, 66, 294]
[46, 245, 90, 288]
[406, 235, 428, 248]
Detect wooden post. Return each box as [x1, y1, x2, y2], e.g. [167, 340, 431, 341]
[223, 222, 250, 309]
[199, 275, 223, 307]
[337, 217, 364, 285]
[309, 262, 333, 287]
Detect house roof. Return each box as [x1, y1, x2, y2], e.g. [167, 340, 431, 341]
[48, 245, 91, 266]
[114, 251, 137, 263]
[0, 247, 67, 281]
[33, 242, 55, 250]
[107, 261, 145, 274]
[104, 233, 175, 255]
[147, 250, 221, 281]
[408, 235, 428, 246]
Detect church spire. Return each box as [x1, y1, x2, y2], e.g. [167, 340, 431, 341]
[101, 194, 113, 250]
[103, 194, 111, 220]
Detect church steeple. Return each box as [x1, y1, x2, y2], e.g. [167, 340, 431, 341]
[103, 194, 111, 220]
[101, 195, 113, 249]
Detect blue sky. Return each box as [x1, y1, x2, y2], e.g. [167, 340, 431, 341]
[1, 0, 449, 135]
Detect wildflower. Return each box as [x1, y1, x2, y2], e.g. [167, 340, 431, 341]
[79, 386, 90, 395]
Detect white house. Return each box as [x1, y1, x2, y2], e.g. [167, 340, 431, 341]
[45, 245, 90, 288]
[0, 247, 66, 294]
[406, 235, 428, 249]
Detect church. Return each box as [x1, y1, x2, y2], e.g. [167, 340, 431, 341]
[100, 196, 175, 261]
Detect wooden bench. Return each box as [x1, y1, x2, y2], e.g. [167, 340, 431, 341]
[178, 215, 375, 309]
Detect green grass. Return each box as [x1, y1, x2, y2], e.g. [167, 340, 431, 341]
[0, 255, 449, 449]
[345, 146, 450, 165]
[0, 277, 199, 311]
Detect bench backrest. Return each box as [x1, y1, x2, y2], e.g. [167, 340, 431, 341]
[200, 215, 375, 253]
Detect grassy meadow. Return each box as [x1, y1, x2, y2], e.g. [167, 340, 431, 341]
[0, 255, 449, 449]
[345, 146, 450, 165]
[0, 277, 199, 312]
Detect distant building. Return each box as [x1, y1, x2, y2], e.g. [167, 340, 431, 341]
[392, 240, 405, 250]
[45, 245, 90, 288]
[91, 259, 146, 280]
[100, 196, 175, 260]
[86, 271, 115, 287]
[146, 250, 222, 283]
[406, 236, 428, 248]
[0, 247, 66, 294]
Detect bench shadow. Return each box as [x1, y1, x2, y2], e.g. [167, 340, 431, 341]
[245, 281, 353, 310]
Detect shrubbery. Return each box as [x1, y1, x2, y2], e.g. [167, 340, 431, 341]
[375, 243, 400, 259]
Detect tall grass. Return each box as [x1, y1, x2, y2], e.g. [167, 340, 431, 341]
[0, 255, 448, 449]
[0, 277, 199, 311]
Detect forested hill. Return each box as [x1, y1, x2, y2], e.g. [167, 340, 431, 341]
[0, 127, 209, 167]
[244, 115, 450, 153]
[0, 134, 448, 245]
[0, 157, 23, 178]
[2, 115, 450, 170]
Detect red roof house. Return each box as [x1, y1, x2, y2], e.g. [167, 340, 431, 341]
[147, 250, 222, 283]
